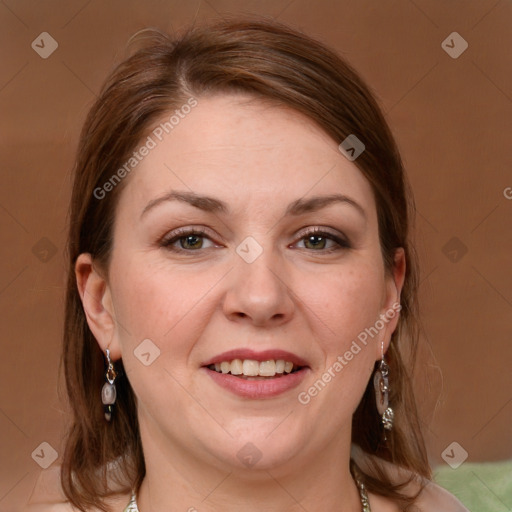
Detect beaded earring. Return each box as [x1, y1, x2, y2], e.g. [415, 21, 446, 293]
[373, 341, 394, 440]
[101, 348, 117, 421]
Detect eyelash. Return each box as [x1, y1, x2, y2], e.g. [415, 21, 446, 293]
[159, 227, 351, 254]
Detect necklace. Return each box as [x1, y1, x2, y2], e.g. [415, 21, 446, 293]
[123, 462, 371, 512]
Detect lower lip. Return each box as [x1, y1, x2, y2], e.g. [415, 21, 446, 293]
[202, 367, 309, 399]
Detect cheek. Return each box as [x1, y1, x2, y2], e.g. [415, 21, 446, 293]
[296, 262, 384, 349]
[109, 254, 223, 349]
[295, 265, 383, 420]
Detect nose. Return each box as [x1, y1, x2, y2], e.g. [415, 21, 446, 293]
[222, 247, 295, 327]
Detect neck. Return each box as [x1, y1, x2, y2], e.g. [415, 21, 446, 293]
[136, 417, 363, 512]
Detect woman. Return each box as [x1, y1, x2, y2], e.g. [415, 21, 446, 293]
[26, 17, 469, 512]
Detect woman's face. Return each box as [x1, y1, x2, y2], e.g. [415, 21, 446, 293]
[81, 93, 404, 474]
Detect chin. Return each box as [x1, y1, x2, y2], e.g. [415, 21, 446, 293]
[208, 431, 305, 474]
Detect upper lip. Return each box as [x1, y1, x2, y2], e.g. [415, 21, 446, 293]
[201, 349, 309, 368]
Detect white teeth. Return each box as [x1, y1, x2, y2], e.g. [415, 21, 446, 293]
[242, 359, 260, 376]
[230, 359, 243, 375]
[209, 358, 300, 377]
[259, 360, 276, 376]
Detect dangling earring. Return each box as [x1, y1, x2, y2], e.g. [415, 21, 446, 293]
[373, 340, 394, 440]
[102, 348, 117, 421]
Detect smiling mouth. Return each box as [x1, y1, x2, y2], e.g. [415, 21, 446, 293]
[206, 358, 304, 379]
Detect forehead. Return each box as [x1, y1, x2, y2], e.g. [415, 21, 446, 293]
[117, 93, 376, 220]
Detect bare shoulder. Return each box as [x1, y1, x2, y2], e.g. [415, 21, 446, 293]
[351, 445, 469, 512]
[367, 491, 402, 512]
[368, 482, 469, 512]
[411, 480, 469, 512]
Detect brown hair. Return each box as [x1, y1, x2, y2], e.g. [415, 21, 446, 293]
[62, 16, 431, 511]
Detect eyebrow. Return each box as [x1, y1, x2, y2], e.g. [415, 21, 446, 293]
[140, 191, 366, 220]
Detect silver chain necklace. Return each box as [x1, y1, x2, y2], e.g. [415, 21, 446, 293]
[123, 467, 371, 512]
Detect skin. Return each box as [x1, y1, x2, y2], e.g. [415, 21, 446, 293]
[76, 93, 405, 512]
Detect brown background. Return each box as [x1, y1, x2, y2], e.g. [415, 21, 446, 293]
[1, 0, 511, 509]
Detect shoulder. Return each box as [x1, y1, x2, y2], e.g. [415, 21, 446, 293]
[367, 482, 469, 512]
[351, 445, 469, 512]
[23, 465, 132, 512]
[366, 491, 403, 512]
[410, 479, 470, 512]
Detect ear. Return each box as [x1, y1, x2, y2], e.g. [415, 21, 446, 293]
[376, 247, 406, 360]
[75, 253, 122, 361]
